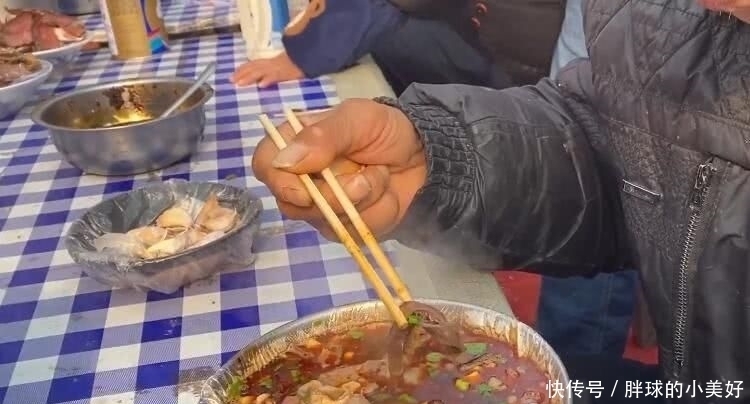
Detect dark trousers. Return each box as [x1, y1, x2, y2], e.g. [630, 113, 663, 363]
[537, 271, 639, 355]
[540, 272, 649, 403]
[563, 355, 664, 404]
[370, 17, 513, 95]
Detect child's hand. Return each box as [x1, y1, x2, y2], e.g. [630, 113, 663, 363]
[231, 51, 304, 87]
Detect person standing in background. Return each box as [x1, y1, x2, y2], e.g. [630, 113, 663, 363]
[231, 0, 565, 93]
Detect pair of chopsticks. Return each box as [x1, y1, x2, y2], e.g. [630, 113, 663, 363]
[258, 109, 413, 328]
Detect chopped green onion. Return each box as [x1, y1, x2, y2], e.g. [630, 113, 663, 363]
[398, 393, 418, 403]
[463, 342, 488, 356]
[425, 352, 443, 363]
[407, 313, 423, 326]
[477, 383, 493, 396]
[226, 375, 243, 400]
[290, 369, 302, 382]
[349, 329, 364, 339]
[370, 392, 393, 403]
[259, 377, 273, 389]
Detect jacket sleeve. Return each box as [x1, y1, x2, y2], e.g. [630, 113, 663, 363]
[378, 79, 628, 277]
[282, 0, 404, 78]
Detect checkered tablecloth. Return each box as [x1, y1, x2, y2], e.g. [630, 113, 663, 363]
[81, 0, 240, 36]
[0, 32, 387, 404]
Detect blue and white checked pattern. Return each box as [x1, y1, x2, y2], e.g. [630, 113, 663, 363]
[81, 0, 240, 35]
[0, 33, 389, 404]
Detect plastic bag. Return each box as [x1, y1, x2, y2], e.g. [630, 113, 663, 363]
[65, 179, 262, 294]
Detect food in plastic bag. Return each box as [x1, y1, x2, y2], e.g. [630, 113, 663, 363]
[66, 180, 262, 294]
[127, 226, 168, 247]
[93, 233, 147, 257]
[93, 192, 239, 260]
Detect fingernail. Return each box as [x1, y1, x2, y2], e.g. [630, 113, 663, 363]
[343, 174, 371, 203]
[280, 186, 310, 206]
[272, 142, 309, 168]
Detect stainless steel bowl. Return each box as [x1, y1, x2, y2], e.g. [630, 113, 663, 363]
[31, 77, 214, 176]
[198, 299, 572, 404]
[0, 59, 53, 120]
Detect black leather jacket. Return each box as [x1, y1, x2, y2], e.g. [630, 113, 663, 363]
[381, 1, 750, 402]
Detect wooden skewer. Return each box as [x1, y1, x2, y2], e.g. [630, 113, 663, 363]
[258, 114, 408, 328]
[284, 108, 413, 302]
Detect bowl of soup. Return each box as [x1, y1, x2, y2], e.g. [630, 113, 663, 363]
[199, 299, 571, 404]
[31, 77, 214, 176]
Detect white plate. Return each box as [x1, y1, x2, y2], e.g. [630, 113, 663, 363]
[32, 33, 93, 66]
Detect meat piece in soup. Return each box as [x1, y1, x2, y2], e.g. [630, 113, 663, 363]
[234, 322, 552, 404]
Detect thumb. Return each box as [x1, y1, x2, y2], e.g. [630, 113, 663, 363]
[271, 112, 355, 174]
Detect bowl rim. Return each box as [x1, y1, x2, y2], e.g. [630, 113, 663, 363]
[31, 33, 94, 57]
[30, 76, 215, 132]
[0, 59, 53, 91]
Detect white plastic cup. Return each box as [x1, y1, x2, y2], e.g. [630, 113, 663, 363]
[237, 0, 282, 60]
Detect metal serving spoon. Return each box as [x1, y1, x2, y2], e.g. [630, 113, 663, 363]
[160, 62, 216, 119]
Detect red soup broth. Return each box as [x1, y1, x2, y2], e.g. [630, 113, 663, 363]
[239, 322, 553, 404]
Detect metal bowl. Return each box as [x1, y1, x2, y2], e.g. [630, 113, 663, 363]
[198, 299, 572, 404]
[65, 180, 263, 294]
[31, 77, 214, 176]
[0, 59, 53, 120]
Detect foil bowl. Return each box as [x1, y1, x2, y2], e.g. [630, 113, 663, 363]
[199, 298, 572, 404]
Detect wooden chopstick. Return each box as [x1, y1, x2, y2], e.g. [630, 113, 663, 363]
[283, 108, 412, 302]
[258, 114, 409, 328]
[270, 107, 334, 118]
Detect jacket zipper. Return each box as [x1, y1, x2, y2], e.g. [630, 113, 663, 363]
[672, 160, 716, 374]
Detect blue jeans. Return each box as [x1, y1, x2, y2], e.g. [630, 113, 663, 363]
[563, 354, 663, 404]
[536, 271, 639, 356]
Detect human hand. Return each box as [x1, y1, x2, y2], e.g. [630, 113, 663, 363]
[252, 99, 427, 240]
[699, 0, 750, 22]
[231, 51, 304, 88]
